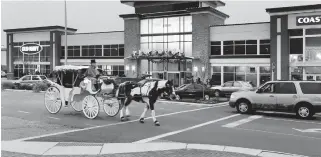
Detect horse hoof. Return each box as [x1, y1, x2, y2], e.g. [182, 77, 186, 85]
[154, 121, 160, 126]
[121, 117, 126, 122]
[139, 118, 144, 123]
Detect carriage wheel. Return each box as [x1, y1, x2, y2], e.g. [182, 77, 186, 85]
[71, 100, 82, 112]
[82, 95, 100, 119]
[44, 86, 62, 114]
[103, 98, 120, 117]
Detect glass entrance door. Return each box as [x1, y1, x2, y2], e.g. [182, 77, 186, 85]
[167, 72, 180, 87]
[306, 75, 321, 81]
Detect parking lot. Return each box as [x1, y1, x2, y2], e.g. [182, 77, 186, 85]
[2, 91, 321, 157]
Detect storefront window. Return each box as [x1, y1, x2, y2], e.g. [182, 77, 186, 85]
[211, 66, 221, 85]
[306, 28, 321, 35]
[290, 38, 303, 55]
[306, 37, 321, 62]
[260, 66, 271, 85]
[290, 66, 303, 80]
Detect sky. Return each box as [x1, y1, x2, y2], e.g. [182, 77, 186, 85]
[1, 0, 320, 47]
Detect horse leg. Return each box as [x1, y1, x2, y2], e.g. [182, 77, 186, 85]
[150, 100, 160, 126]
[119, 98, 126, 122]
[139, 103, 149, 124]
[124, 97, 131, 120]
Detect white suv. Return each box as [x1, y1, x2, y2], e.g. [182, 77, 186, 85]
[229, 81, 321, 119]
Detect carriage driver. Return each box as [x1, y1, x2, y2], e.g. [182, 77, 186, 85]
[84, 59, 101, 91]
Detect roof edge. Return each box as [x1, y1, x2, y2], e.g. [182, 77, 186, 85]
[3, 25, 77, 33]
[266, 4, 321, 13]
[210, 21, 270, 27]
[72, 31, 124, 35]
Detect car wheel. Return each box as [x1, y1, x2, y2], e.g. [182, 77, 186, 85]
[236, 100, 252, 114]
[214, 90, 221, 97]
[296, 103, 314, 120]
[204, 94, 210, 101]
[175, 95, 181, 101]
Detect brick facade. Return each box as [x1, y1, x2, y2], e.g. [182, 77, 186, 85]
[123, 17, 141, 78]
[192, 12, 225, 81]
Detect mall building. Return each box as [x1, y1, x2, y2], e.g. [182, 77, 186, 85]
[3, 1, 321, 87]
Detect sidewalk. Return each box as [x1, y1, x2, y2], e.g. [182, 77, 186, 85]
[2, 141, 307, 157]
[2, 149, 256, 157]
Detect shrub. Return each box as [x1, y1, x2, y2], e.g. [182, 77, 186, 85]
[20, 84, 33, 90]
[1, 82, 14, 89]
[33, 82, 49, 93]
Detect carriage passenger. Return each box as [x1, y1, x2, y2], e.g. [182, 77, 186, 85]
[84, 59, 101, 91]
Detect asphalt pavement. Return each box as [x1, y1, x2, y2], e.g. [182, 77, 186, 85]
[2, 90, 321, 157]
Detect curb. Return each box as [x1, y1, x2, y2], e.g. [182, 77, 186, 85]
[1, 141, 307, 157]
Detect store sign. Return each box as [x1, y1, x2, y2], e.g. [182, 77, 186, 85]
[296, 15, 321, 26]
[20, 43, 43, 55]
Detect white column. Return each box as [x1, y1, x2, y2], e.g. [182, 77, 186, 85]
[276, 18, 281, 80]
[52, 33, 56, 67]
[302, 29, 306, 80]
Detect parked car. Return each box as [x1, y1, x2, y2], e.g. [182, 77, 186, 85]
[175, 83, 213, 101]
[211, 81, 254, 97]
[13, 75, 53, 88]
[1, 71, 6, 78]
[229, 80, 321, 119]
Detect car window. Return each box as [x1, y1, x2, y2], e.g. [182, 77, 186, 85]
[40, 76, 47, 80]
[32, 76, 40, 80]
[300, 82, 321, 94]
[260, 83, 275, 93]
[223, 82, 233, 87]
[233, 82, 242, 87]
[275, 82, 297, 94]
[22, 76, 31, 81]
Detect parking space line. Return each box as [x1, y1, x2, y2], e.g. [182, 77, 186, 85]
[133, 114, 241, 143]
[264, 117, 321, 125]
[48, 117, 60, 120]
[85, 123, 97, 127]
[18, 111, 30, 114]
[222, 115, 262, 128]
[233, 127, 321, 140]
[13, 104, 228, 142]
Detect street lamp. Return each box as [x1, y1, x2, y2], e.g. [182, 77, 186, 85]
[64, 0, 68, 65]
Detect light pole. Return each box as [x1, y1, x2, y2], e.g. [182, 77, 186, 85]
[64, 0, 68, 65]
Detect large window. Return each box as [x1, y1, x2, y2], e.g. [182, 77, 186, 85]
[211, 41, 221, 55]
[260, 40, 270, 54]
[12, 41, 51, 78]
[140, 35, 192, 56]
[140, 16, 192, 57]
[306, 36, 321, 62]
[141, 16, 192, 35]
[221, 40, 258, 55]
[212, 40, 270, 56]
[98, 65, 124, 76]
[82, 45, 102, 57]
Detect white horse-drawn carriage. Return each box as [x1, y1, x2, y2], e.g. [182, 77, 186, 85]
[44, 65, 121, 119]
